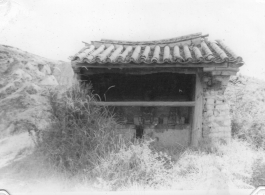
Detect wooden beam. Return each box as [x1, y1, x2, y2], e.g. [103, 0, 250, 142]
[191, 74, 203, 147]
[93, 101, 195, 107]
[211, 71, 238, 76]
[80, 67, 200, 75]
[203, 67, 239, 72]
[75, 62, 228, 69]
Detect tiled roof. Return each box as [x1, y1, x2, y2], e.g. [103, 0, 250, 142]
[71, 33, 243, 65]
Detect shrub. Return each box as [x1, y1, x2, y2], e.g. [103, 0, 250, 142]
[252, 157, 265, 187]
[230, 96, 265, 149]
[92, 140, 173, 190]
[35, 82, 124, 175]
[31, 82, 176, 190]
[226, 76, 265, 150]
[172, 139, 261, 190]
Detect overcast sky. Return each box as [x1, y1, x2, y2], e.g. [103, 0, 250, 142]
[1, 0, 265, 80]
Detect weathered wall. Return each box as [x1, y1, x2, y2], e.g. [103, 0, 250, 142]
[202, 75, 231, 144]
[149, 125, 191, 147]
[115, 106, 191, 147]
[117, 124, 191, 147]
[116, 125, 136, 141]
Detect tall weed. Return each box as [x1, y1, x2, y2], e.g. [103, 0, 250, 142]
[92, 140, 173, 190]
[35, 82, 123, 175]
[33, 82, 174, 190]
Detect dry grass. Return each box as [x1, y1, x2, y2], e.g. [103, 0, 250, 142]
[1, 132, 265, 192]
[170, 139, 264, 190]
[1, 78, 265, 192]
[34, 81, 126, 175]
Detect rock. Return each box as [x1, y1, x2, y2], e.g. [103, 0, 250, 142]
[12, 69, 32, 81]
[4, 124, 15, 137]
[25, 83, 41, 94]
[0, 58, 13, 73]
[25, 62, 36, 71]
[38, 64, 52, 75]
[39, 75, 58, 86]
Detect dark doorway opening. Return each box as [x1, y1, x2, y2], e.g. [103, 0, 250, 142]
[135, 125, 144, 139]
[81, 73, 195, 102]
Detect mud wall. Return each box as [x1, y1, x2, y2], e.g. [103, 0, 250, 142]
[117, 124, 191, 147]
[145, 124, 191, 147]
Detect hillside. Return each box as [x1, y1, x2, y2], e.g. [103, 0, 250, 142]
[0, 45, 74, 171]
[0, 45, 74, 138]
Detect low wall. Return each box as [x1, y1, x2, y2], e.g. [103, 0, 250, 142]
[117, 124, 191, 147]
[152, 127, 190, 147]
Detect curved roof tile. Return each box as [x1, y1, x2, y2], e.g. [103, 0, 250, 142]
[117, 46, 133, 62]
[193, 46, 203, 61]
[96, 45, 114, 62]
[84, 45, 105, 63]
[107, 45, 123, 62]
[141, 46, 151, 61]
[209, 42, 228, 60]
[163, 46, 171, 62]
[216, 40, 242, 61]
[183, 45, 192, 60]
[74, 45, 95, 61]
[151, 45, 161, 63]
[201, 41, 214, 60]
[130, 46, 141, 62]
[72, 34, 243, 66]
[173, 45, 184, 62]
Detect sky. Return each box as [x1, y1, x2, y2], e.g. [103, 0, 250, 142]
[0, 0, 265, 80]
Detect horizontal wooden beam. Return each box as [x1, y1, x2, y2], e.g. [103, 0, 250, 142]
[93, 101, 195, 107]
[203, 67, 239, 72]
[80, 67, 200, 75]
[211, 71, 238, 76]
[75, 62, 228, 69]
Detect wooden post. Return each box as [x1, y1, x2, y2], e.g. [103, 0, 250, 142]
[191, 73, 203, 147]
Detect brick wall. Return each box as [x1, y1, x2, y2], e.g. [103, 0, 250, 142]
[202, 75, 231, 144]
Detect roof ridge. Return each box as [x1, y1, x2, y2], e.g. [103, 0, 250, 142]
[99, 32, 207, 45]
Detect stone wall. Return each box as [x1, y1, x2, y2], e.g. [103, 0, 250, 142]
[202, 75, 231, 144]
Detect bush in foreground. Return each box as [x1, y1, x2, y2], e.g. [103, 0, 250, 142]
[35, 82, 123, 174]
[226, 76, 265, 150]
[92, 140, 173, 190]
[33, 82, 173, 191]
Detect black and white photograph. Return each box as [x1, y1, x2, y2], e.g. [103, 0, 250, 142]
[0, 0, 265, 194]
